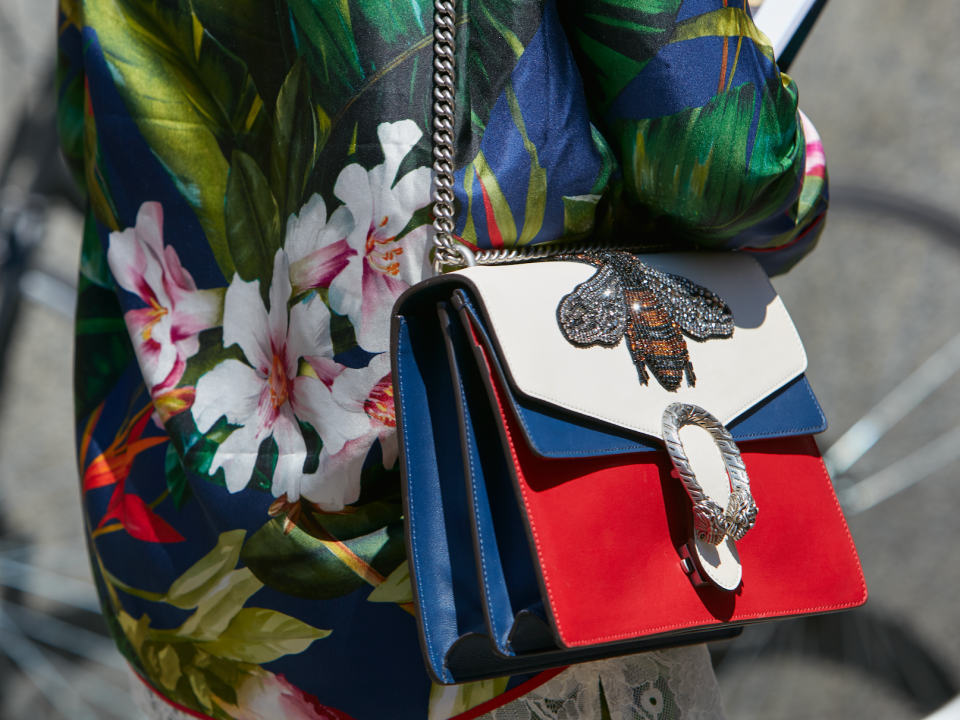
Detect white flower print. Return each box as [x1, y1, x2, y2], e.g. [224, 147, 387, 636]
[191, 250, 369, 498]
[304, 351, 398, 511]
[289, 119, 434, 354]
[285, 193, 357, 297]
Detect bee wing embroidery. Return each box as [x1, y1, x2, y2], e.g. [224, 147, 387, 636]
[643, 267, 735, 341]
[549, 251, 735, 392]
[556, 263, 626, 347]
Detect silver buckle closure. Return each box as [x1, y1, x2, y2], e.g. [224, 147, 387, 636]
[662, 403, 758, 591]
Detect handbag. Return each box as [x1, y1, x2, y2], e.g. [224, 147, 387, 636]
[390, 0, 867, 687]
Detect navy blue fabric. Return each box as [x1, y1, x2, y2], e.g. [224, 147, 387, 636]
[83, 28, 227, 290]
[452, 1, 606, 249]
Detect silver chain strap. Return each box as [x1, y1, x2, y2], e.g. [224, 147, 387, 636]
[429, 1, 667, 272]
[459, 240, 679, 265]
[431, 0, 475, 272]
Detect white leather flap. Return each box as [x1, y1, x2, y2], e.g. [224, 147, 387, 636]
[456, 252, 806, 439]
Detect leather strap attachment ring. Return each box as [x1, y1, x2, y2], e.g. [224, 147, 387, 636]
[661, 403, 758, 545]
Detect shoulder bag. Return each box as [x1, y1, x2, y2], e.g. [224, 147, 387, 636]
[389, 0, 867, 686]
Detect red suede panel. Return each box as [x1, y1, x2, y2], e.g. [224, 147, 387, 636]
[481, 353, 868, 649]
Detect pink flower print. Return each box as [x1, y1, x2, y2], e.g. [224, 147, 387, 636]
[800, 110, 825, 179]
[323, 120, 434, 353]
[285, 193, 357, 297]
[215, 671, 355, 720]
[303, 353, 399, 511]
[107, 202, 223, 398]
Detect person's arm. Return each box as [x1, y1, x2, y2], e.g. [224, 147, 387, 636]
[557, 0, 828, 275]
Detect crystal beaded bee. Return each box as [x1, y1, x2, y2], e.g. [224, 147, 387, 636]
[553, 251, 735, 391]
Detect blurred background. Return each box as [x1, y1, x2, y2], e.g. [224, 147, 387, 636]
[2, 0, 960, 718]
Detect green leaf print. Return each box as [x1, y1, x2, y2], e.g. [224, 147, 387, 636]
[225, 150, 282, 295]
[172, 568, 264, 642]
[164, 442, 194, 510]
[188, 18, 268, 162]
[615, 77, 801, 243]
[288, 0, 548, 196]
[329, 308, 361, 357]
[562, 194, 603, 238]
[557, 0, 683, 115]
[367, 560, 413, 604]
[78, 209, 113, 288]
[671, 7, 774, 63]
[164, 529, 247, 610]
[88, 557, 147, 674]
[74, 275, 136, 423]
[190, 0, 298, 107]
[83, 82, 120, 232]
[197, 607, 331, 664]
[180, 327, 245, 391]
[268, 57, 319, 224]
[428, 677, 510, 719]
[310, 499, 402, 541]
[241, 518, 406, 600]
[84, 0, 275, 280]
[93, 530, 331, 719]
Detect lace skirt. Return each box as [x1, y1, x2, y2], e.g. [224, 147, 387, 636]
[131, 646, 727, 720]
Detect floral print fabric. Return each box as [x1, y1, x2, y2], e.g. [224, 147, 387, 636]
[58, 0, 826, 718]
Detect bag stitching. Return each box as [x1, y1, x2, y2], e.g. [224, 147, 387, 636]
[457, 362, 504, 648]
[490, 374, 568, 646]
[561, 441, 867, 645]
[396, 336, 445, 679]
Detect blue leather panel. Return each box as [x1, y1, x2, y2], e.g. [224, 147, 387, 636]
[723, 374, 827, 441]
[443, 304, 546, 657]
[395, 315, 487, 684]
[513, 374, 826, 456]
[455, 291, 826, 458]
[441, 304, 517, 655]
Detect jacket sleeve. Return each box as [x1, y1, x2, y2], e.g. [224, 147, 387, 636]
[556, 0, 828, 275]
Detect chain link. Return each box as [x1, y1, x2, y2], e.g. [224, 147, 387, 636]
[431, 0, 475, 272]
[463, 241, 680, 266]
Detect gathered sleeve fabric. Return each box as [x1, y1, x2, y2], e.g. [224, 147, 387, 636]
[553, 0, 828, 275]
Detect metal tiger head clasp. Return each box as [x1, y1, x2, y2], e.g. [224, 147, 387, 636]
[661, 403, 758, 546]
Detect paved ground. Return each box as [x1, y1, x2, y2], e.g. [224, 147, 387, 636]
[2, 0, 960, 719]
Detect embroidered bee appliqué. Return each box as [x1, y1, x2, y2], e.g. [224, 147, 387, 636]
[553, 251, 735, 391]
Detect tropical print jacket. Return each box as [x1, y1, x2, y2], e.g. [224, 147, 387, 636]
[58, 0, 828, 717]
